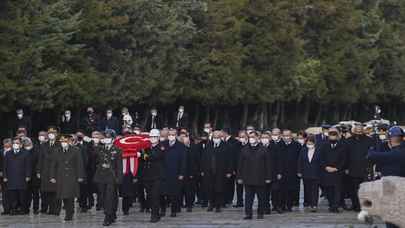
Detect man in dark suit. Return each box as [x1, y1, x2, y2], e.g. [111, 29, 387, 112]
[280, 129, 301, 212]
[14, 109, 32, 137]
[200, 130, 232, 213]
[99, 109, 120, 133]
[50, 135, 85, 221]
[3, 137, 31, 215]
[37, 127, 60, 215]
[221, 128, 239, 206]
[80, 107, 99, 135]
[172, 106, 189, 129]
[315, 124, 330, 146]
[237, 131, 272, 220]
[0, 138, 12, 215]
[60, 110, 78, 134]
[319, 127, 347, 213]
[345, 125, 373, 212]
[137, 129, 166, 223]
[145, 108, 162, 132]
[76, 130, 91, 213]
[160, 128, 186, 217]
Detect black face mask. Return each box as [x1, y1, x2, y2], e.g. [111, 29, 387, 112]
[77, 136, 84, 141]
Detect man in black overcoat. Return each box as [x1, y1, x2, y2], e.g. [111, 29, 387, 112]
[200, 130, 232, 213]
[3, 138, 31, 215]
[319, 127, 347, 213]
[237, 131, 272, 220]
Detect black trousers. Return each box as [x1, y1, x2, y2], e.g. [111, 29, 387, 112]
[42, 191, 61, 214]
[145, 180, 161, 218]
[61, 198, 74, 218]
[27, 185, 40, 212]
[244, 185, 265, 216]
[137, 182, 148, 210]
[180, 178, 196, 208]
[8, 189, 28, 212]
[325, 185, 341, 209]
[225, 176, 235, 204]
[271, 188, 282, 209]
[303, 179, 319, 207]
[79, 182, 91, 209]
[160, 195, 178, 214]
[264, 183, 271, 211]
[98, 183, 118, 217]
[1, 182, 10, 213]
[348, 177, 363, 210]
[236, 183, 244, 205]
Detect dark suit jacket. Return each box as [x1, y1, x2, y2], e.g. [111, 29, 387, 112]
[298, 146, 321, 180]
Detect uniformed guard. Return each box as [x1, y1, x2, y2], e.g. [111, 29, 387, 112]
[93, 129, 123, 226]
[37, 127, 60, 215]
[137, 129, 165, 223]
[49, 135, 85, 221]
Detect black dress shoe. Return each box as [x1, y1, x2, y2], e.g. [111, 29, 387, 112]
[215, 208, 221, 213]
[80, 208, 88, 213]
[264, 209, 271, 215]
[257, 214, 264, 219]
[207, 207, 213, 212]
[64, 216, 73, 221]
[170, 212, 176, 217]
[103, 217, 112, 226]
[1, 211, 10, 215]
[123, 211, 129, 215]
[33, 210, 39, 215]
[243, 215, 252, 220]
[150, 217, 160, 223]
[186, 207, 192, 212]
[96, 206, 102, 211]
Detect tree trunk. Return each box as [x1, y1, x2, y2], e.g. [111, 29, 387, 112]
[204, 105, 211, 124]
[241, 103, 249, 129]
[314, 103, 323, 126]
[192, 104, 200, 136]
[303, 98, 311, 126]
[279, 102, 285, 127]
[213, 107, 219, 129]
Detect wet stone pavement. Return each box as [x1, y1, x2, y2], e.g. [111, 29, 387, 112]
[0, 198, 385, 228]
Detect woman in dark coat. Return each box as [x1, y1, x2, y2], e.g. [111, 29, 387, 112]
[50, 136, 85, 221]
[297, 136, 321, 211]
[319, 128, 347, 213]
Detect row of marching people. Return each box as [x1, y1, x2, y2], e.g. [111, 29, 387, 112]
[1, 122, 403, 226]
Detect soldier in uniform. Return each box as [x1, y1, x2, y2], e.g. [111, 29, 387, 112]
[137, 129, 165, 223]
[1, 139, 12, 215]
[93, 129, 123, 226]
[37, 127, 60, 215]
[49, 135, 85, 221]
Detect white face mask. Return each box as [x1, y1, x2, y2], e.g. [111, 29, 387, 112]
[61, 142, 69, 149]
[13, 144, 20, 150]
[103, 138, 113, 145]
[283, 136, 292, 143]
[261, 138, 270, 145]
[213, 138, 221, 144]
[25, 146, 33, 151]
[298, 139, 305, 145]
[249, 138, 257, 145]
[168, 135, 176, 142]
[159, 137, 166, 142]
[323, 132, 329, 137]
[307, 144, 315, 150]
[134, 130, 141, 135]
[151, 111, 157, 116]
[150, 137, 159, 144]
[48, 133, 56, 140]
[239, 137, 247, 144]
[17, 114, 23, 119]
[65, 112, 71, 118]
[179, 108, 184, 113]
[379, 134, 387, 140]
[203, 128, 210, 134]
[38, 136, 46, 142]
[107, 113, 112, 118]
[271, 135, 279, 141]
[83, 136, 92, 143]
[92, 138, 100, 144]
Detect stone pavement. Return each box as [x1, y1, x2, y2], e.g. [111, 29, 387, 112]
[0, 198, 385, 228]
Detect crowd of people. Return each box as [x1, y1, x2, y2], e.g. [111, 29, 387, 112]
[1, 107, 405, 228]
